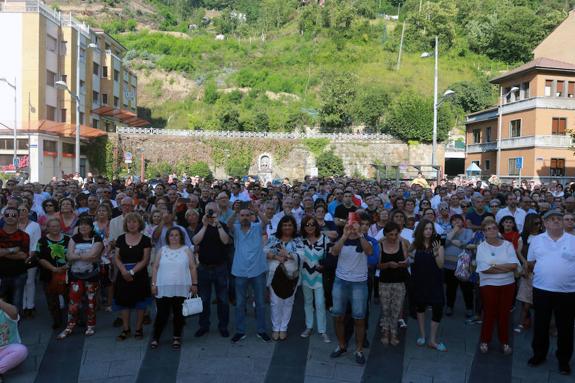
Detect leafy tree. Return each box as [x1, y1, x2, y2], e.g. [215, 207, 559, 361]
[177, 161, 213, 179]
[316, 151, 345, 177]
[382, 92, 453, 143]
[319, 71, 356, 133]
[203, 80, 219, 104]
[351, 87, 390, 131]
[402, 0, 458, 51]
[448, 81, 496, 113]
[217, 105, 242, 130]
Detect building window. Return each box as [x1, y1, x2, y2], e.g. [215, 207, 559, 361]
[102, 94, 108, 105]
[510, 119, 521, 138]
[93, 62, 100, 76]
[523, 82, 530, 99]
[508, 158, 521, 176]
[485, 127, 492, 142]
[80, 80, 86, 93]
[80, 47, 86, 62]
[545, 80, 553, 97]
[485, 160, 491, 170]
[102, 66, 108, 78]
[552, 118, 567, 135]
[471, 160, 480, 168]
[46, 35, 57, 52]
[569, 82, 575, 98]
[43, 140, 57, 154]
[46, 105, 56, 121]
[92, 91, 99, 104]
[114, 69, 120, 82]
[557, 81, 565, 97]
[62, 143, 75, 155]
[92, 119, 99, 129]
[473, 129, 481, 144]
[60, 41, 67, 56]
[550, 158, 565, 177]
[114, 96, 119, 107]
[46, 70, 56, 87]
[60, 74, 67, 83]
[60, 109, 66, 122]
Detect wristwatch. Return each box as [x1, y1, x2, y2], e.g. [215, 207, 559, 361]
[129, 269, 135, 276]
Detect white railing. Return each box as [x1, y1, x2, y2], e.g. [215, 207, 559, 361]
[117, 127, 399, 141]
[466, 135, 573, 153]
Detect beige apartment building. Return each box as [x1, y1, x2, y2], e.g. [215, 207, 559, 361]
[465, 10, 575, 183]
[0, 0, 147, 182]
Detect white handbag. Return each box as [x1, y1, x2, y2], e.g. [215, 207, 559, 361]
[182, 293, 203, 317]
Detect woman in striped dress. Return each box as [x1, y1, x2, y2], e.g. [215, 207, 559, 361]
[299, 216, 331, 343]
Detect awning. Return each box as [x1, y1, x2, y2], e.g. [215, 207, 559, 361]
[91, 106, 150, 127]
[10, 120, 107, 139]
[466, 163, 482, 173]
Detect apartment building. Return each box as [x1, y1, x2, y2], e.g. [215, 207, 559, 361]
[0, 0, 147, 182]
[465, 11, 575, 183]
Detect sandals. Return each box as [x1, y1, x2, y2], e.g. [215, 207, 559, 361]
[117, 329, 131, 341]
[416, 337, 426, 347]
[502, 344, 512, 355]
[428, 342, 448, 352]
[57, 326, 74, 340]
[172, 337, 182, 350]
[150, 339, 159, 349]
[85, 326, 96, 337]
[134, 329, 144, 340]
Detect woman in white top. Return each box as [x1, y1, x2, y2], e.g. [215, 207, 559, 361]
[476, 219, 520, 355]
[150, 227, 197, 350]
[18, 204, 41, 318]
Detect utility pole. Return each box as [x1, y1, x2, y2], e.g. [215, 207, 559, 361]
[396, 21, 406, 71]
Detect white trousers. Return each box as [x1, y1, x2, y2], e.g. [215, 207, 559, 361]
[270, 287, 296, 332]
[23, 267, 37, 309]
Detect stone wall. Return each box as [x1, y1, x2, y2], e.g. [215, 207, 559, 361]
[111, 133, 444, 180]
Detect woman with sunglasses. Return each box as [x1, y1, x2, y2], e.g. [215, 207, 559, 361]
[299, 216, 330, 343]
[415, 199, 431, 220]
[264, 215, 303, 341]
[476, 219, 520, 354]
[38, 199, 58, 233]
[514, 213, 544, 333]
[18, 204, 41, 319]
[57, 198, 78, 236]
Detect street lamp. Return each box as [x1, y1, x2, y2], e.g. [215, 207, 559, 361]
[0, 77, 17, 167]
[421, 36, 455, 171]
[496, 86, 520, 177]
[55, 80, 81, 174]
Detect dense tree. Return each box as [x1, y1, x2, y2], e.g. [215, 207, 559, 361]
[448, 81, 496, 114]
[318, 71, 356, 133]
[382, 92, 453, 142]
[351, 87, 390, 132]
[317, 151, 345, 177]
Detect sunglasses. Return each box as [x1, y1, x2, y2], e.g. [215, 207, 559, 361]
[304, 223, 316, 227]
[4, 212, 17, 218]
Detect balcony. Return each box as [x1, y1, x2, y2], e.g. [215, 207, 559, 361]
[466, 135, 573, 153]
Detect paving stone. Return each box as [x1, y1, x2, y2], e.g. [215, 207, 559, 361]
[107, 359, 142, 378]
[305, 360, 335, 379]
[333, 362, 365, 381]
[401, 373, 433, 383]
[79, 361, 110, 380]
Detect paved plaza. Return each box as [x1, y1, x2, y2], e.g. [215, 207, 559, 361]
[5, 292, 573, 383]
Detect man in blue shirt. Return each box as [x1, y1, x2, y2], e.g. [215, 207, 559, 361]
[227, 206, 271, 343]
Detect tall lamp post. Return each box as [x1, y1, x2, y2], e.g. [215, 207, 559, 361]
[421, 36, 455, 176]
[0, 77, 17, 166]
[496, 86, 519, 177]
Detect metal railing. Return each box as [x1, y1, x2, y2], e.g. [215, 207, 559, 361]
[466, 142, 497, 153]
[116, 127, 400, 141]
[466, 135, 573, 153]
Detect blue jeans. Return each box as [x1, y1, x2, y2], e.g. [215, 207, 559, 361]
[331, 277, 368, 320]
[0, 273, 27, 311]
[198, 264, 229, 331]
[234, 272, 267, 334]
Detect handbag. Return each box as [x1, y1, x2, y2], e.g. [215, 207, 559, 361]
[454, 250, 472, 282]
[182, 293, 203, 316]
[271, 262, 299, 299]
[46, 271, 68, 295]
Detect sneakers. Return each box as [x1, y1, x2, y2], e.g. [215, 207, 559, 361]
[502, 344, 512, 355]
[257, 332, 271, 342]
[480, 342, 488, 354]
[355, 351, 366, 365]
[231, 333, 247, 343]
[195, 328, 209, 338]
[398, 319, 407, 329]
[319, 333, 331, 343]
[219, 328, 230, 338]
[330, 346, 347, 358]
[300, 328, 313, 338]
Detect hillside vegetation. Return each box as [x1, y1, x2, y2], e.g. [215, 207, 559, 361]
[50, 0, 574, 141]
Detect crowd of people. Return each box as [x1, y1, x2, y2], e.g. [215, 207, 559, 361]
[0, 172, 574, 380]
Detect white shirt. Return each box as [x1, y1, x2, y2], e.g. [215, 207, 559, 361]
[495, 207, 527, 232]
[528, 232, 575, 293]
[476, 240, 520, 287]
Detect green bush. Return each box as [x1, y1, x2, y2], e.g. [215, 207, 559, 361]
[316, 151, 345, 178]
[177, 161, 213, 179]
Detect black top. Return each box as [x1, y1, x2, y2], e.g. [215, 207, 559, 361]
[114, 233, 152, 307]
[380, 243, 408, 283]
[36, 235, 70, 282]
[334, 204, 357, 221]
[194, 223, 230, 265]
[412, 248, 445, 306]
[116, 234, 152, 264]
[0, 229, 30, 277]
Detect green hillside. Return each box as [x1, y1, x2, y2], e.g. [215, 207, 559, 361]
[53, 0, 574, 140]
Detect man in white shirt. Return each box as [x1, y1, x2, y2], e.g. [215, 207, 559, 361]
[527, 210, 575, 376]
[496, 194, 527, 232]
